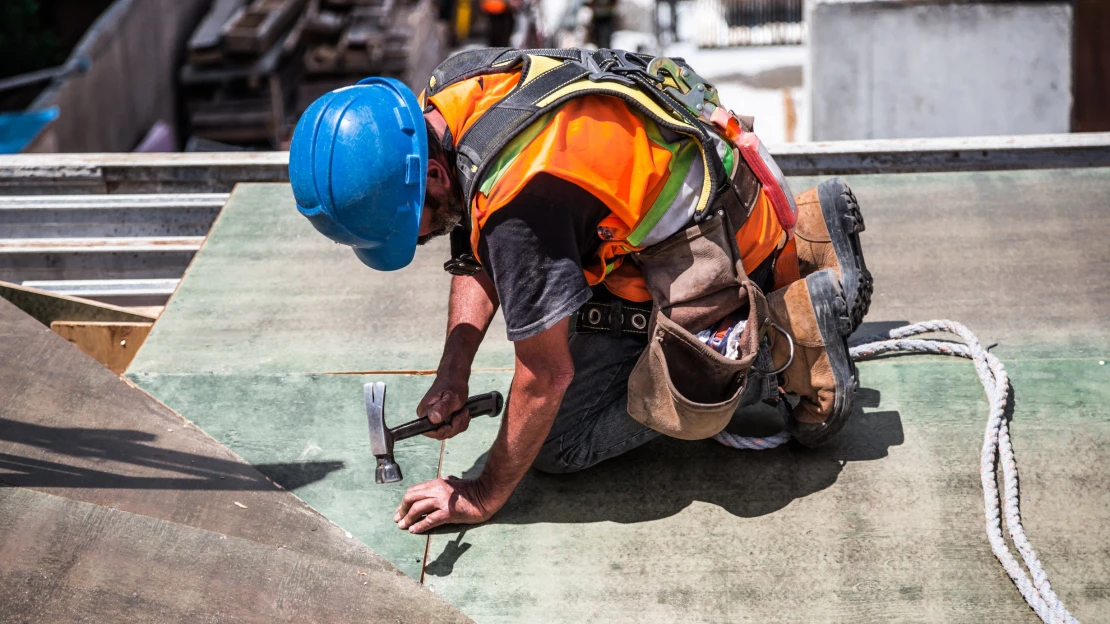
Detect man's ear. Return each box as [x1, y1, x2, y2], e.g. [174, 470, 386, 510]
[427, 157, 451, 194]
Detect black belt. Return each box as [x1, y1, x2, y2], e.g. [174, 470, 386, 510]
[574, 299, 652, 337]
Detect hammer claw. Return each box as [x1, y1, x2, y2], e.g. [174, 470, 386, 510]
[365, 382, 390, 457]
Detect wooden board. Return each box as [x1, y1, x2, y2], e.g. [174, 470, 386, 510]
[51, 321, 154, 374]
[188, 0, 248, 64]
[223, 0, 309, 55]
[0, 280, 156, 325]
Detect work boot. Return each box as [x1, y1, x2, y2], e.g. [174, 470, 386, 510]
[792, 177, 873, 332]
[766, 269, 857, 447]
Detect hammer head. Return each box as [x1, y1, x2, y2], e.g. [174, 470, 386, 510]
[364, 382, 403, 484]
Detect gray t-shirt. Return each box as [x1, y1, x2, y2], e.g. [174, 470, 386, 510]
[477, 173, 609, 341]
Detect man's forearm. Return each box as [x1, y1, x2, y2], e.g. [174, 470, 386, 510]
[475, 334, 574, 507]
[439, 272, 499, 375]
[394, 320, 575, 531]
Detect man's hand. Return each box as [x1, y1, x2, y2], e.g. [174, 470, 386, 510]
[418, 374, 470, 440]
[394, 477, 499, 533]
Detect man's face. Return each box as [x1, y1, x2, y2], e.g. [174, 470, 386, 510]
[417, 157, 464, 245]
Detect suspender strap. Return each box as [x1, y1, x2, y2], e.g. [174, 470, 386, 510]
[427, 48, 583, 96]
[455, 58, 594, 203]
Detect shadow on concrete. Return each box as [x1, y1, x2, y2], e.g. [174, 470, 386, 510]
[445, 387, 902, 528]
[424, 530, 473, 577]
[0, 417, 343, 491]
[850, 320, 913, 342]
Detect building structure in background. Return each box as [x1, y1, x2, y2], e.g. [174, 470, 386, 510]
[1073, 0, 1110, 132]
[2, 0, 449, 153]
[695, 0, 803, 47]
[25, 0, 211, 152]
[807, 0, 1073, 141]
[3, 0, 1102, 152]
[181, 0, 448, 149]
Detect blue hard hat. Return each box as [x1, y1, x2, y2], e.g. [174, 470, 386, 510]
[289, 77, 428, 271]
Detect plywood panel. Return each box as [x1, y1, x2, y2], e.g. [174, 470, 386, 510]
[0, 280, 156, 325]
[51, 321, 153, 373]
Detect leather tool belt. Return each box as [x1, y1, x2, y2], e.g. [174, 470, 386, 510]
[574, 300, 652, 337]
[624, 159, 773, 441]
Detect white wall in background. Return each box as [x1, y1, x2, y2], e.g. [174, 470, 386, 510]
[807, 0, 1073, 140]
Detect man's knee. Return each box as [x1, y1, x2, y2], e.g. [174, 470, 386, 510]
[531, 441, 589, 475]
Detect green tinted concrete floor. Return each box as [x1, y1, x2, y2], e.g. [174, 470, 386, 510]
[128, 170, 1110, 620]
[128, 371, 512, 579]
[125, 184, 513, 376]
[429, 358, 1110, 623]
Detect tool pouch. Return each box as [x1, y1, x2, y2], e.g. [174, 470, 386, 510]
[627, 212, 769, 440]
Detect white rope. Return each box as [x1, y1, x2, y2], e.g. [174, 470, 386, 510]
[715, 319, 1079, 624]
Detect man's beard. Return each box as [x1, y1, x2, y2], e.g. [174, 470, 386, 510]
[417, 189, 465, 246]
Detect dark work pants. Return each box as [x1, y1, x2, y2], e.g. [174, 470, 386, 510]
[531, 329, 659, 474]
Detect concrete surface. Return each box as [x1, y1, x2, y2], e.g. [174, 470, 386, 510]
[0, 298, 471, 623]
[0, 488, 472, 624]
[126, 184, 513, 376]
[807, 0, 1073, 141]
[125, 371, 456, 579]
[426, 358, 1109, 623]
[126, 171, 1110, 621]
[790, 167, 1110, 359]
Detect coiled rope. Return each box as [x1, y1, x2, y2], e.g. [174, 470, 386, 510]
[713, 320, 1079, 624]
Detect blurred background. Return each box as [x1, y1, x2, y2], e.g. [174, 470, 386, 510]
[0, 0, 1104, 153]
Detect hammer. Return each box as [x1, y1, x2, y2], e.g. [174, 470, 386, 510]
[364, 382, 504, 484]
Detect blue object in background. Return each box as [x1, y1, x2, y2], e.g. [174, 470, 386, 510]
[288, 77, 428, 272]
[0, 107, 59, 154]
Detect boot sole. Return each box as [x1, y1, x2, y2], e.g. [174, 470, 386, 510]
[817, 177, 873, 332]
[791, 269, 857, 447]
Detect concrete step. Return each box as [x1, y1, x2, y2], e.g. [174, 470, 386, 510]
[0, 193, 226, 238]
[0, 237, 202, 282]
[22, 278, 181, 307]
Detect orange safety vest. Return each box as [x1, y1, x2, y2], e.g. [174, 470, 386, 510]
[423, 49, 794, 302]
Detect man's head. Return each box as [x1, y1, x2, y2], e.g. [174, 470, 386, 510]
[289, 77, 462, 271]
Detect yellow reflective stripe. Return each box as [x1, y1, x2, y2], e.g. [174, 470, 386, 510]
[696, 143, 712, 214]
[535, 80, 692, 129]
[520, 54, 565, 86]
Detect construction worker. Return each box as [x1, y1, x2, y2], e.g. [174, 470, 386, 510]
[289, 48, 872, 534]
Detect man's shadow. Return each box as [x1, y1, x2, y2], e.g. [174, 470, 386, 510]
[456, 386, 901, 525]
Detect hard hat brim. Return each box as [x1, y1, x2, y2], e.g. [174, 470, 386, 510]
[351, 210, 419, 271]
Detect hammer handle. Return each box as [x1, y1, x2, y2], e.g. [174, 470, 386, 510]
[390, 391, 505, 441]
